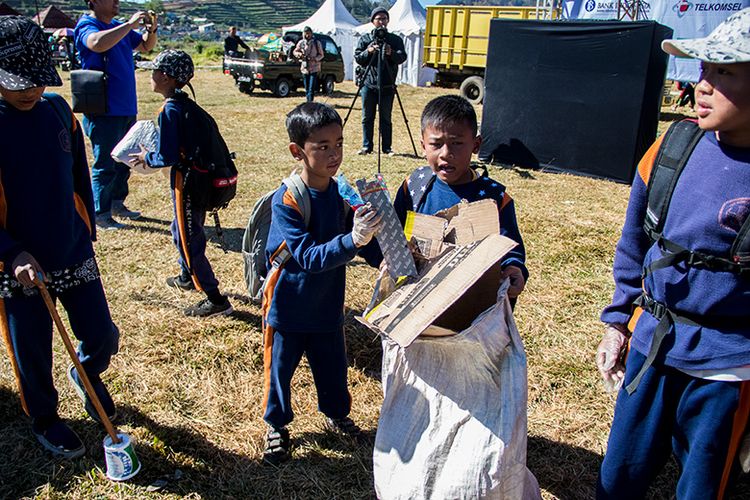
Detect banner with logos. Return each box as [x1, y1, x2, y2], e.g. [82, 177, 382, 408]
[563, 0, 749, 81]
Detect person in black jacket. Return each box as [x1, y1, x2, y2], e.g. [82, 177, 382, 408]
[224, 26, 249, 57]
[354, 7, 407, 156]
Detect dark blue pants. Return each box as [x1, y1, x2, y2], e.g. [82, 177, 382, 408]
[1, 278, 118, 419]
[263, 327, 351, 429]
[170, 187, 219, 295]
[361, 85, 395, 152]
[598, 349, 749, 500]
[82, 115, 135, 215]
[303, 72, 318, 102]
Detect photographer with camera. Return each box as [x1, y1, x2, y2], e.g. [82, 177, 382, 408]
[354, 7, 406, 156]
[293, 27, 324, 102]
[74, 1, 157, 230]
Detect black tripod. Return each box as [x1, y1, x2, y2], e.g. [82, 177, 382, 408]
[343, 36, 418, 173]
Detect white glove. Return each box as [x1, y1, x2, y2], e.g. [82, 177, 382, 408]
[596, 324, 629, 393]
[352, 203, 383, 247]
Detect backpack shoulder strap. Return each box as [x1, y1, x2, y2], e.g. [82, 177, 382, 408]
[643, 120, 703, 242]
[407, 166, 436, 211]
[282, 172, 311, 227]
[43, 92, 74, 134]
[731, 201, 750, 268]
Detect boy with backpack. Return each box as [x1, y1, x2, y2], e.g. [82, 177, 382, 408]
[393, 95, 528, 302]
[129, 50, 234, 318]
[596, 9, 750, 498]
[0, 16, 119, 458]
[261, 102, 384, 464]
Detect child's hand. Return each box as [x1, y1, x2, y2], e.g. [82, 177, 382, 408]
[500, 265, 526, 298]
[596, 324, 629, 393]
[128, 144, 148, 170]
[12, 251, 45, 288]
[352, 203, 383, 247]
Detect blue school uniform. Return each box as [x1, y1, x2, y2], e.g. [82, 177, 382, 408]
[598, 132, 750, 499]
[145, 91, 219, 296]
[0, 96, 118, 419]
[262, 180, 382, 428]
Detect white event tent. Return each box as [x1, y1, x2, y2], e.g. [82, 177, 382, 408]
[354, 0, 436, 87]
[283, 0, 360, 80]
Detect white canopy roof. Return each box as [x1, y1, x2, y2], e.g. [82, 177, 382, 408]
[284, 0, 360, 34]
[355, 0, 427, 36]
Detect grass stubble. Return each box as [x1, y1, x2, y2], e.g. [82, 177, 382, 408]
[0, 71, 747, 499]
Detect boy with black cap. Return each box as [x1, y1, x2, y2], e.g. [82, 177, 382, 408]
[0, 16, 120, 458]
[354, 6, 407, 156]
[130, 50, 233, 318]
[596, 8, 750, 499]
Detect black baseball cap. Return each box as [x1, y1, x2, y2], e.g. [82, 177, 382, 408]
[0, 16, 62, 91]
[138, 49, 195, 84]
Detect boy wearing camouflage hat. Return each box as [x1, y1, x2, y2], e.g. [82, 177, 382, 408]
[596, 8, 750, 499]
[130, 50, 233, 318]
[0, 16, 120, 458]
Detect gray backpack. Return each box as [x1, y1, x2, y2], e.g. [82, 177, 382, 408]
[242, 173, 311, 303]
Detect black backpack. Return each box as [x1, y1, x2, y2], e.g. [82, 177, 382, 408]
[172, 93, 238, 212]
[642, 120, 750, 277]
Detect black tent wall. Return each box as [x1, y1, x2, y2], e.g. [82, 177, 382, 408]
[478, 20, 673, 184]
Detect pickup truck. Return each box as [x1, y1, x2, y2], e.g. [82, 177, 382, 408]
[223, 31, 345, 98]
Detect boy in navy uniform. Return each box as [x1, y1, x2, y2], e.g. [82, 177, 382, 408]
[261, 102, 383, 464]
[596, 9, 750, 499]
[0, 17, 119, 458]
[130, 50, 233, 318]
[393, 95, 528, 302]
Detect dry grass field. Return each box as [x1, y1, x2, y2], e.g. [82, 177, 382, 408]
[1, 70, 747, 499]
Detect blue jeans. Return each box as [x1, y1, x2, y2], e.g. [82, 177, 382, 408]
[361, 85, 395, 152]
[303, 72, 318, 102]
[82, 115, 135, 215]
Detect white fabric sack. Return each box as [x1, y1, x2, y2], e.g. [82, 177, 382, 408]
[374, 279, 541, 500]
[111, 120, 160, 174]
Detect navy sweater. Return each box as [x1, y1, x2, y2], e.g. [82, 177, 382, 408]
[601, 132, 750, 371]
[145, 92, 186, 188]
[264, 180, 382, 333]
[0, 97, 95, 272]
[393, 168, 528, 279]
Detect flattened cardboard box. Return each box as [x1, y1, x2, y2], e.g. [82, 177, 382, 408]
[359, 233, 517, 347]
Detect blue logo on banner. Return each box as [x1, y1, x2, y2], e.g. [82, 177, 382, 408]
[585, 0, 596, 11]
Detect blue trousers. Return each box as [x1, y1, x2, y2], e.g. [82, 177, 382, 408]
[361, 85, 395, 152]
[82, 115, 135, 215]
[598, 349, 749, 500]
[170, 185, 219, 295]
[303, 72, 318, 102]
[1, 278, 118, 419]
[263, 327, 351, 429]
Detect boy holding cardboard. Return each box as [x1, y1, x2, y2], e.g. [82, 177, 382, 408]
[261, 102, 384, 464]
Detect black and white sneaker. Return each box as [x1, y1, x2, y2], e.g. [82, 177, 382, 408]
[263, 426, 291, 465]
[111, 200, 141, 220]
[67, 364, 118, 425]
[166, 274, 195, 291]
[32, 415, 85, 459]
[184, 297, 233, 318]
[324, 416, 362, 438]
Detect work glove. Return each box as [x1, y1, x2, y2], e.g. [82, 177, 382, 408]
[352, 203, 383, 247]
[596, 324, 629, 393]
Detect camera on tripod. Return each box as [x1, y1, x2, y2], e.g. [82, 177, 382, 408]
[373, 27, 388, 43]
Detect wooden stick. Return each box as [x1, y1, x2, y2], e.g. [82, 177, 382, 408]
[36, 281, 120, 443]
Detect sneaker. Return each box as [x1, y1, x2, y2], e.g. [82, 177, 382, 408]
[111, 200, 141, 220]
[357, 148, 372, 155]
[32, 415, 86, 459]
[166, 274, 195, 291]
[95, 213, 125, 231]
[263, 426, 291, 465]
[383, 149, 395, 157]
[184, 297, 233, 318]
[324, 416, 362, 438]
[67, 364, 117, 425]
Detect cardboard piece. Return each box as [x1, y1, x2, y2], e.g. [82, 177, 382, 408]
[359, 233, 517, 347]
[356, 175, 418, 279]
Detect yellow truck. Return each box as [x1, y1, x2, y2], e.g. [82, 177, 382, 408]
[423, 5, 559, 104]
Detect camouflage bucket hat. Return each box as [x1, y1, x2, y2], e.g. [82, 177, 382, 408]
[0, 16, 62, 91]
[138, 49, 194, 84]
[662, 7, 750, 63]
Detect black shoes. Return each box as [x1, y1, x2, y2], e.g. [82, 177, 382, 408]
[32, 415, 85, 459]
[166, 274, 195, 291]
[263, 426, 291, 465]
[357, 148, 372, 155]
[184, 296, 233, 318]
[67, 364, 117, 425]
[324, 416, 362, 438]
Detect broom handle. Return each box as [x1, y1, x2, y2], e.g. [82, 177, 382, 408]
[36, 280, 121, 443]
